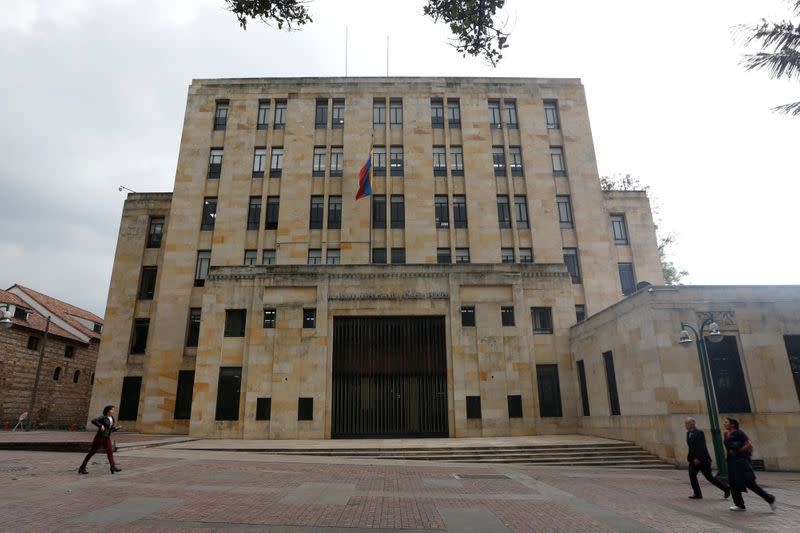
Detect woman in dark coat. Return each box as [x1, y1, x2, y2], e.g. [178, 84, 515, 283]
[724, 417, 775, 511]
[78, 405, 122, 474]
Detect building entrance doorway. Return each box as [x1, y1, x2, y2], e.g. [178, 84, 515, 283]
[331, 316, 448, 438]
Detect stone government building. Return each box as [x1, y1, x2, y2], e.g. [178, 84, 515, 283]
[89, 77, 800, 468]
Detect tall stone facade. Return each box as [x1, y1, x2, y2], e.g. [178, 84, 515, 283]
[89, 77, 664, 439]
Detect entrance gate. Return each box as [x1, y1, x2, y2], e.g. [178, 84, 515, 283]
[332, 316, 448, 438]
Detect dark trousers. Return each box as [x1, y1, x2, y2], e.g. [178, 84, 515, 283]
[80, 433, 115, 468]
[731, 480, 774, 509]
[689, 462, 728, 496]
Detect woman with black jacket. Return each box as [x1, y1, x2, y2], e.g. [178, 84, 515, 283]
[78, 405, 122, 474]
[724, 417, 776, 511]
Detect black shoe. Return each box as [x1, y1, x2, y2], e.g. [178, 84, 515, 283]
[110, 465, 122, 474]
[689, 495, 702, 499]
[723, 488, 730, 499]
[78, 467, 88, 475]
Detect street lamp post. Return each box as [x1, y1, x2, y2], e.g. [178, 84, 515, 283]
[679, 317, 727, 476]
[27, 315, 51, 430]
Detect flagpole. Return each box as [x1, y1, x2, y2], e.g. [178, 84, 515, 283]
[368, 150, 373, 263]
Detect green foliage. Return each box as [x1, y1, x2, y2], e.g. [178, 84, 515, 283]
[599, 173, 650, 193]
[224, 0, 312, 30]
[658, 233, 688, 285]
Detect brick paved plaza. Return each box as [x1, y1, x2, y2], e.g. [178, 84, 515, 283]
[1, 445, 798, 532]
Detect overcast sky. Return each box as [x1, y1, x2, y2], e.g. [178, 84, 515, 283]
[1, 0, 798, 317]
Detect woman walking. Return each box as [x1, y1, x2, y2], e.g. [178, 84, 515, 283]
[78, 405, 122, 474]
[724, 417, 776, 511]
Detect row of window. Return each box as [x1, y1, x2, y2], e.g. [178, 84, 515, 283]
[465, 365, 562, 419]
[575, 352, 621, 417]
[25, 335, 76, 358]
[51, 366, 92, 384]
[213, 98, 561, 133]
[459, 306, 553, 333]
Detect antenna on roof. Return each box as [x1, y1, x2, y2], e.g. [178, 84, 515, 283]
[386, 36, 389, 77]
[345, 26, 348, 77]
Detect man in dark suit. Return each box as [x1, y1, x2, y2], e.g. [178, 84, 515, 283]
[685, 417, 729, 499]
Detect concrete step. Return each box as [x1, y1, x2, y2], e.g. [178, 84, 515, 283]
[197, 444, 644, 454]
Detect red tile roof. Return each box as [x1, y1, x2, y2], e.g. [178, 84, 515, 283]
[0, 289, 83, 343]
[5, 285, 103, 342]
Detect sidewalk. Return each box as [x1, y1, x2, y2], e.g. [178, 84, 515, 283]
[0, 431, 194, 452]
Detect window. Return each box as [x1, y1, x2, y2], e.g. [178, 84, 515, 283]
[437, 248, 451, 264]
[262, 249, 276, 265]
[432, 146, 447, 176]
[328, 195, 342, 229]
[266, 197, 280, 230]
[14, 307, 27, 320]
[603, 351, 621, 415]
[312, 147, 325, 177]
[244, 249, 257, 266]
[501, 306, 515, 326]
[706, 336, 751, 413]
[509, 146, 523, 176]
[174, 370, 195, 420]
[119, 376, 142, 421]
[147, 217, 164, 248]
[492, 146, 506, 176]
[53, 367, 61, 380]
[298, 397, 314, 420]
[563, 248, 581, 283]
[390, 98, 402, 127]
[131, 318, 149, 354]
[390, 195, 405, 229]
[208, 148, 223, 179]
[273, 100, 286, 129]
[201, 197, 217, 230]
[256, 397, 271, 420]
[186, 308, 201, 347]
[531, 307, 553, 334]
[536, 364, 563, 417]
[550, 146, 567, 176]
[224, 309, 246, 337]
[65, 345, 75, 358]
[519, 248, 533, 263]
[330, 146, 343, 177]
[466, 395, 482, 419]
[332, 99, 345, 128]
[195, 251, 211, 286]
[556, 196, 573, 228]
[326, 249, 340, 264]
[514, 196, 529, 229]
[27, 336, 39, 350]
[215, 367, 242, 421]
[314, 99, 327, 128]
[372, 146, 386, 176]
[309, 196, 324, 229]
[372, 248, 387, 264]
[619, 263, 636, 296]
[501, 248, 515, 263]
[453, 195, 468, 228]
[308, 249, 322, 265]
[252, 147, 266, 177]
[247, 197, 261, 230]
[451, 145, 464, 176]
[91, 372, 94, 384]
[575, 305, 586, 323]
[391, 248, 406, 264]
[373, 99, 386, 126]
[455, 248, 470, 263]
[269, 147, 283, 178]
[303, 308, 316, 329]
[461, 306, 476, 327]
[434, 195, 449, 228]
[544, 99, 560, 129]
[257, 100, 269, 129]
[497, 195, 511, 229]
[138, 266, 157, 300]
[431, 98, 444, 128]
[507, 395, 523, 418]
[93, 323, 102, 334]
[783, 335, 800, 402]
[263, 308, 276, 328]
[448, 99, 461, 128]
[504, 100, 518, 128]
[390, 145, 404, 176]
[372, 195, 386, 228]
[73, 370, 80, 383]
[488, 99, 501, 128]
[577, 360, 590, 416]
[213, 101, 228, 130]
[611, 214, 629, 244]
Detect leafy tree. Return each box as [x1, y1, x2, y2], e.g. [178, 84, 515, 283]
[739, 1, 800, 115]
[600, 174, 688, 285]
[223, 0, 510, 66]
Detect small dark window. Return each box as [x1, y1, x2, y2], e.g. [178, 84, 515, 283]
[611, 214, 629, 244]
[186, 308, 201, 347]
[309, 195, 324, 229]
[433, 146, 447, 176]
[431, 98, 444, 128]
[507, 395, 523, 418]
[303, 308, 316, 329]
[372, 248, 387, 264]
[208, 149, 223, 179]
[201, 197, 217, 230]
[784, 335, 800, 403]
[496, 195, 511, 228]
[373, 99, 386, 126]
[575, 305, 587, 323]
[563, 248, 581, 284]
[447, 99, 461, 128]
[328, 196, 342, 229]
[53, 367, 61, 380]
[391, 248, 405, 264]
[455, 248, 470, 264]
[372, 195, 386, 229]
[273, 100, 286, 129]
[263, 308, 276, 328]
[174, 370, 195, 420]
[195, 251, 211, 287]
[314, 99, 328, 128]
[247, 197, 262, 230]
[253, 147, 266, 178]
[298, 397, 314, 420]
[257, 100, 269, 129]
[27, 336, 39, 350]
[256, 397, 272, 420]
[453, 195, 468, 228]
[390, 99, 403, 127]
[119, 376, 142, 421]
[514, 195, 529, 228]
[536, 364, 563, 417]
[504, 100, 518, 128]
[390, 146, 404, 176]
[147, 217, 164, 248]
[577, 360, 590, 416]
[492, 146, 506, 176]
[213, 101, 228, 130]
[224, 309, 247, 337]
[64, 345, 75, 358]
[270, 147, 283, 177]
[215, 367, 242, 421]
[501, 306, 515, 326]
[706, 336, 751, 413]
[434, 195, 449, 228]
[93, 323, 102, 333]
[466, 395, 482, 419]
[461, 306, 476, 327]
[556, 196, 573, 228]
[544, 99, 560, 129]
[91, 372, 94, 384]
[550, 146, 567, 177]
[488, 99, 501, 128]
[509, 146, 524, 176]
[619, 263, 636, 296]
[72, 369, 80, 383]
[437, 248, 451, 264]
[266, 197, 280, 230]
[332, 99, 344, 128]
[130, 318, 149, 354]
[390, 195, 405, 229]
[603, 351, 621, 416]
[14, 307, 27, 320]
[531, 307, 553, 334]
[138, 266, 157, 300]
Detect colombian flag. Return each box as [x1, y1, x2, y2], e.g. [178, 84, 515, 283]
[355, 151, 373, 200]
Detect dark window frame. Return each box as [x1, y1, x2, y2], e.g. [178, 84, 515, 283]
[556, 195, 573, 228]
[611, 214, 629, 244]
[577, 360, 590, 416]
[303, 308, 316, 329]
[263, 308, 276, 328]
[466, 395, 482, 419]
[536, 364, 563, 417]
[256, 397, 272, 420]
[563, 248, 581, 284]
[328, 195, 342, 229]
[501, 306, 515, 326]
[461, 306, 476, 327]
[186, 308, 201, 347]
[514, 195, 529, 229]
[372, 248, 387, 264]
[619, 263, 636, 296]
[119, 376, 142, 421]
[391, 247, 406, 264]
[257, 100, 270, 129]
[208, 148, 223, 179]
[531, 307, 553, 334]
[507, 394, 523, 418]
[215, 367, 242, 421]
[27, 336, 39, 351]
[138, 266, 157, 300]
[265, 197, 280, 230]
[201, 197, 217, 231]
[309, 195, 324, 229]
[223, 309, 247, 338]
[213, 101, 228, 130]
[372, 195, 387, 229]
[314, 99, 328, 129]
[247, 196, 261, 230]
[130, 318, 149, 354]
[430, 98, 444, 128]
[298, 397, 314, 421]
[437, 248, 451, 264]
[147, 217, 164, 248]
[174, 370, 195, 420]
[603, 351, 621, 415]
[435, 195, 449, 228]
[390, 195, 405, 229]
[497, 195, 512, 229]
